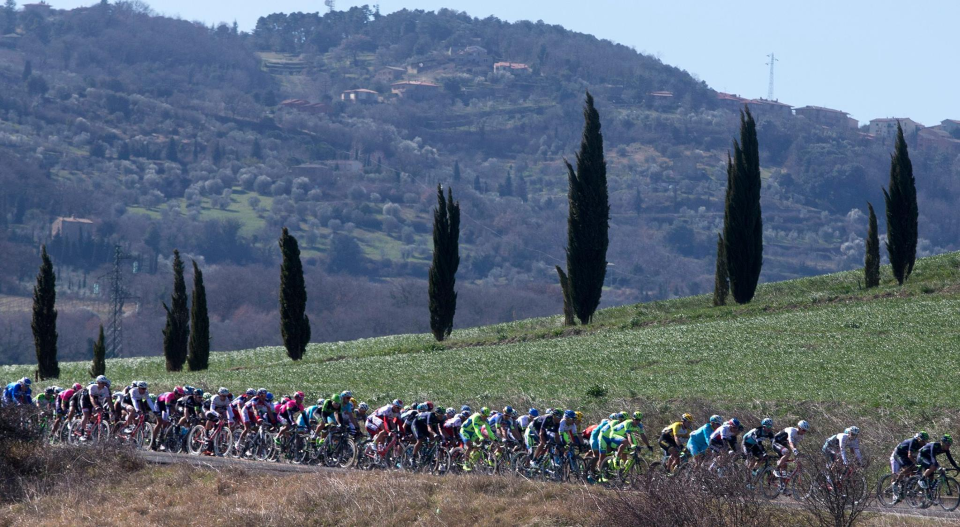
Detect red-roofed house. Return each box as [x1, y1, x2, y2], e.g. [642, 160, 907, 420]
[918, 126, 960, 155]
[717, 92, 748, 111]
[52, 217, 93, 240]
[745, 98, 793, 118]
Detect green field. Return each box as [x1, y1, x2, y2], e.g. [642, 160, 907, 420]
[5, 251, 960, 422]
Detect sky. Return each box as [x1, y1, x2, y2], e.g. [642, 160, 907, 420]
[47, 0, 960, 126]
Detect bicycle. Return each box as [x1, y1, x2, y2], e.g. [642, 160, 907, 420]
[115, 411, 152, 449]
[759, 454, 810, 500]
[907, 467, 960, 511]
[877, 469, 923, 507]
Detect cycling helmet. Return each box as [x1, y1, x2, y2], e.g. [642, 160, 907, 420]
[425, 401, 434, 411]
[943, 434, 954, 445]
[96, 375, 109, 384]
[552, 409, 563, 418]
[446, 408, 456, 417]
[575, 411, 584, 421]
[845, 426, 860, 436]
[797, 420, 810, 431]
[480, 407, 491, 417]
[256, 388, 267, 396]
[617, 412, 628, 421]
[265, 392, 274, 402]
[21, 377, 31, 386]
[460, 410, 470, 419]
[461, 405, 472, 413]
[218, 387, 230, 396]
[503, 405, 514, 415]
[681, 413, 693, 423]
[340, 390, 353, 400]
[316, 398, 325, 406]
[245, 388, 256, 397]
[728, 418, 742, 429]
[917, 431, 930, 441]
[358, 402, 369, 412]
[609, 413, 618, 421]
[761, 418, 774, 429]
[73, 383, 83, 391]
[195, 389, 204, 398]
[545, 408, 554, 416]
[295, 391, 305, 399]
[174, 386, 185, 397]
[44, 386, 55, 395]
[528, 408, 539, 417]
[184, 385, 195, 394]
[105, 380, 111, 388]
[417, 403, 428, 411]
[564, 410, 576, 419]
[392, 399, 403, 408]
[709, 415, 723, 425]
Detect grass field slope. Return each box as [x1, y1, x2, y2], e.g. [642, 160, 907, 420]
[4, 251, 959, 422]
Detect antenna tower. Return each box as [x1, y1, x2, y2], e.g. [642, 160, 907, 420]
[106, 245, 137, 359]
[766, 53, 778, 100]
[324, 0, 335, 13]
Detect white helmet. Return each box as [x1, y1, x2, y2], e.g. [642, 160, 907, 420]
[96, 375, 109, 384]
[218, 387, 230, 396]
[797, 420, 810, 431]
[137, 381, 148, 389]
[845, 426, 860, 436]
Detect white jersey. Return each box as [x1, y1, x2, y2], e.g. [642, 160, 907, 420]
[825, 432, 862, 465]
[210, 394, 235, 421]
[375, 404, 399, 420]
[130, 389, 157, 412]
[88, 385, 110, 405]
[776, 427, 802, 446]
[518, 415, 532, 429]
[558, 419, 578, 436]
[710, 423, 739, 443]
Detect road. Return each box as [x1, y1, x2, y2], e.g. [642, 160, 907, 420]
[139, 451, 958, 522]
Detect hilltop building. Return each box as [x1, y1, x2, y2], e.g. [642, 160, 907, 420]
[51, 217, 94, 240]
[391, 80, 440, 100]
[745, 98, 793, 119]
[340, 89, 379, 104]
[795, 106, 858, 129]
[717, 92, 749, 111]
[868, 118, 923, 140]
[493, 62, 531, 74]
[374, 66, 405, 83]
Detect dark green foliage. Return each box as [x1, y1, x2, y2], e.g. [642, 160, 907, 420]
[279, 227, 310, 361]
[162, 250, 189, 372]
[452, 160, 461, 182]
[263, 90, 277, 107]
[117, 141, 131, 160]
[21, 60, 32, 82]
[251, 138, 262, 160]
[26, 74, 48, 97]
[187, 261, 209, 371]
[165, 137, 179, 163]
[555, 265, 575, 326]
[713, 233, 729, 306]
[89, 142, 106, 158]
[327, 233, 365, 274]
[633, 187, 643, 215]
[515, 174, 528, 203]
[883, 123, 918, 285]
[586, 384, 607, 398]
[211, 141, 222, 166]
[428, 185, 460, 341]
[564, 91, 609, 324]
[32, 246, 59, 379]
[865, 202, 880, 289]
[498, 171, 513, 197]
[89, 325, 105, 378]
[723, 108, 763, 304]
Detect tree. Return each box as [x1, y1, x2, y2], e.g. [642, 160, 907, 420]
[473, 174, 481, 192]
[428, 185, 460, 341]
[162, 250, 189, 372]
[883, 123, 918, 285]
[165, 137, 179, 163]
[117, 141, 131, 160]
[2, 0, 16, 35]
[21, 60, 32, 82]
[89, 325, 105, 378]
[251, 138, 262, 160]
[498, 171, 513, 197]
[564, 91, 609, 324]
[212, 141, 223, 166]
[187, 261, 209, 371]
[26, 74, 48, 97]
[713, 233, 729, 306]
[32, 245, 59, 379]
[722, 108, 763, 304]
[555, 265, 575, 326]
[865, 202, 880, 289]
[633, 187, 643, 215]
[452, 160, 461, 182]
[279, 227, 310, 360]
[327, 233, 365, 274]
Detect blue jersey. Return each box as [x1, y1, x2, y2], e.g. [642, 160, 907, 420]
[4, 382, 31, 404]
[686, 423, 714, 456]
[297, 405, 321, 428]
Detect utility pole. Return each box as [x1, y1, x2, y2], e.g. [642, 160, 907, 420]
[324, 0, 335, 13]
[766, 53, 779, 100]
[105, 245, 137, 359]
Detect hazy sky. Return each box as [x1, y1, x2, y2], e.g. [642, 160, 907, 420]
[48, 0, 959, 125]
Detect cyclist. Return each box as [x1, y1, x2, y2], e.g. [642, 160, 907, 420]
[688, 415, 723, 466]
[317, 394, 343, 440]
[367, 399, 402, 447]
[891, 431, 930, 484]
[176, 388, 205, 428]
[442, 409, 469, 446]
[235, 388, 270, 450]
[78, 376, 111, 440]
[557, 409, 583, 452]
[585, 413, 616, 477]
[121, 381, 157, 434]
[773, 420, 810, 476]
[918, 435, 960, 488]
[411, 405, 444, 461]
[3, 377, 32, 406]
[355, 402, 370, 430]
[822, 426, 862, 468]
[518, 408, 538, 431]
[489, 406, 523, 443]
[51, 383, 80, 436]
[528, 409, 562, 462]
[709, 418, 743, 454]
[742, 418, 776, 471]
[339, 392, 360, 436]
[604, 411, 653, 467]
[155, 386, 185, 438]
[461, 406, 494, 471]
[399, 404, 420, 440]
[35, 386, 58, 413]
[659, 413, 694, 473]
[275, 391, 305, 444]
[207, 387, 235, 431]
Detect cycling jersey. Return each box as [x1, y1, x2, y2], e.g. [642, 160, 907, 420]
[709, 422, 739, 451]
[129, 389, 157, 413]
[822, 432, 862, 465]
[57, 388, 76, 413]
[558, 418, 579, 438]
[663, 421, 693, 442]
[774, 427, 802, 448]
[918, 442, 959, 470]
[743, 427, 775, 446]
[686, 423, 714, 457]
[461, 412, 494, 443]
[3, 382, 31, 405]
[35, 393, 57, 410]
[88, 385, 110, 406]
[209, 395, 234, 419]
[895, 438, 924, 458]
[517, 414, 532, 429]
[413, 411, 442, 440]
[297, 405, 321, 428]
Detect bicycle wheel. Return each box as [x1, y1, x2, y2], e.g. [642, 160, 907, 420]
[568, 456, 588, 484]
[759, 467, 782, 500]
[434, 447, 453, 475]
[906, 478, 930, 509]
[937, 477, 960, 512]
[876, 474, 902, 508]
[213, 427, 232, 457]
[791, 470, 813, 501]
[337, 437, 357, 468]
[187, 425, 207, 455]
[356, 440, 379, 471]
[67, 420, 84, 445]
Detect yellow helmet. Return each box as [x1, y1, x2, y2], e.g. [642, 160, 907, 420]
[681, 413, 694, 423]
[575, 411, 584, 422]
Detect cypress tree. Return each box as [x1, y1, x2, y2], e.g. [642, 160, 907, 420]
[883, 123, 919, 285]
[564, 91, 609, 324]
[713, 233, 729, 306]
[89, 325, 106, 378]
[722, 108, 763, 304]
[473, 174, 481, 192]
[279, 227, 310, 360]
[252, 138, 262, 160]
[555, 265, 575, 326]
[187, 261, 210, 371]
[32, 245, 59, 379]
[165, 137, 179, 163]
[865, 202, 881, 289]
[453, 160, 461, 182]
[428, 185, 461, 341]
[162, 250, 189, 372]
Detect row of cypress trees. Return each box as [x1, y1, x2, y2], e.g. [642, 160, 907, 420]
[161, 250, 210, 372]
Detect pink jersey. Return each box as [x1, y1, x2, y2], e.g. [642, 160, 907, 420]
[158, 392, 179, 404]
[59, 389, 76, 402]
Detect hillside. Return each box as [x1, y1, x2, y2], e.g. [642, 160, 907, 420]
[1, 3, 959, 365]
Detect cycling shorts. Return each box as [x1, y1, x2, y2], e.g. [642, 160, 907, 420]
[743, 442, 766, 459]
[80, 396, 94, 411]
[772, 442, 791, 457]
[205, 410, 221, 422]
[822, 447, 838, 464]
[659, 434, 679, 453]
[277, 409, 294, 425]
[413, 420, 432, 440]
[460, 429, 480, 444]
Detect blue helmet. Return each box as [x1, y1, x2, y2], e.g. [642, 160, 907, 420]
[461, 405, 472, 413]
[761, 418, 774, 429]
[729, 418, 742, 429]
[21, 377, 31, 386]
[609, 413, 618, 421]
[265, 392, 274, 402]
[564, 410, 576, 420]
[503, 405, 514, 416]
[709, 415, 723, 425]
[528, 408, 539, 417]
[417, 403, 429, 412]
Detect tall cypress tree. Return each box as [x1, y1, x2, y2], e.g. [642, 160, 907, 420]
[883, 123, 918, 285]
[187, 261, 210, 371]
[280, 227, 310, 360]
[723, 108, 763, 304]
[564, 91, 609, 324]
[428, 185, 461, 341]
[32, 245, 59, 379]
[865, 202, 881, 289]
[713, 233, 729, 306]
[555, 266, 575, 326]
[162, 250, 189, 372]
[89, 325, 106, 378]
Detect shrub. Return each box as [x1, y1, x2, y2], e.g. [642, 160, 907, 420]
[586, 384, 608, 398]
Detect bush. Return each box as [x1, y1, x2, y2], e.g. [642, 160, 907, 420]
[586, 384, 608, 398]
